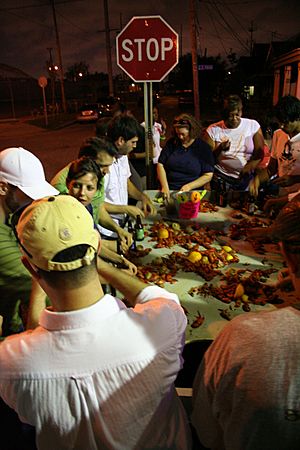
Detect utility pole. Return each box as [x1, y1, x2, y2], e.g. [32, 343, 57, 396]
[103, 0, 114, 97]
[180, 24, 183, 59]
[248, 20, 257, 56]
[51, 0, 67, 113]
[47, 47, 56, 110]
[189, 0, 200, 120]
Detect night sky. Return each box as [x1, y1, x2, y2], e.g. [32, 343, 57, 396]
[1, 0, 299, 79]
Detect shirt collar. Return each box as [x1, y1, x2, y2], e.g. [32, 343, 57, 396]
[290, 132, 300, 143]
[39, 294, 126, 331]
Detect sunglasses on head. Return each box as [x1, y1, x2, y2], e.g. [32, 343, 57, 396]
[173, 119, 191, 127]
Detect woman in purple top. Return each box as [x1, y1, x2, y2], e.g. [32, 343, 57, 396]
[157, 113, 214, 199]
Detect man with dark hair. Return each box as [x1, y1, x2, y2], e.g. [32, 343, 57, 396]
[192, 198, 300, 450]
[0, 195, 191, 450]
[99, 114, 155, 238]
[51, 136, 142, 249]
[203, 94, 265, 190]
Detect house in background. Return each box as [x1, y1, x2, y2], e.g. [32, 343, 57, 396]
[273, 47, 300, 104]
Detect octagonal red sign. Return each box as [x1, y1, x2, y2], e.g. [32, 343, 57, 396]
[116, 16, 179, 82]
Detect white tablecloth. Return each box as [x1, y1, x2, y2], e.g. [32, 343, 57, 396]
[134, 191, 295, 341]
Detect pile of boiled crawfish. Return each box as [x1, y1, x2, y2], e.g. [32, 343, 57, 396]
[148, 221, 222, 249]
[188, 267, 282, 313]
[127, 221, 240, 287]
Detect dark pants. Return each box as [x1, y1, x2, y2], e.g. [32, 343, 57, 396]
[211, 170, 252, 191]
[0, 398, 36, 450]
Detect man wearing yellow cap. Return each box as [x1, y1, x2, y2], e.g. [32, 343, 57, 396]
[0, 195, 191, 450]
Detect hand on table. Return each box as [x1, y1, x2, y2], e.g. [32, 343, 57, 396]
[124, 205, 145, 219]
[273, 175, 295, 187]
[141, 194, 156, 216]
[263, 197, 287, 217]
[117, 228, 133, 253]
[160, 187, 170, 201]
[179, 184, 191, 192]
[120, 257, 137, 276]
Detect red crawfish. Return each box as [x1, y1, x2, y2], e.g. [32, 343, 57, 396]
[191, 311, 205, 328]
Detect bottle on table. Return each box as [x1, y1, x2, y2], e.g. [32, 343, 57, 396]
[134, 215, 145, 241]
[128, 219, 137, 251]
[213, 179, 221, 206]
[218, 181, 228, 207]
[246, 195, 256, 215]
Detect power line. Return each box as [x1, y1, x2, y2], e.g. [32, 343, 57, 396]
[0, 0, 83, 11]
[55, 10, 92, 35]
[206, 0, 249, 52]
[204, 2, 229, 55]
[1, 4, 99, 44]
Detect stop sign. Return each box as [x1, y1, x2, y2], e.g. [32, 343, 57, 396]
[116, 16, 178, 82]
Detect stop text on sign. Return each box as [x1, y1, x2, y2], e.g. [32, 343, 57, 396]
[121, 38, 174, 62]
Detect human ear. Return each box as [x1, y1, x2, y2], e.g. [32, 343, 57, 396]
[116, 136, 125, 147]
[0, 181, 8, 195]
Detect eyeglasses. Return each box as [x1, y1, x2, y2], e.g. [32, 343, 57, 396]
[173, 119, 191, 127]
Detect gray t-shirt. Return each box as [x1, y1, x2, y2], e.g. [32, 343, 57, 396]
[192, 306, 300, 450]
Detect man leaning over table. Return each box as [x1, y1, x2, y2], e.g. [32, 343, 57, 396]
[192, 198, 300, 450]
[0, 195, 191, 450]
[98, 114, 156, 238]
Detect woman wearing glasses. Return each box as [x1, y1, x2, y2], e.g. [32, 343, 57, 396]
[157, 113, 214, 199]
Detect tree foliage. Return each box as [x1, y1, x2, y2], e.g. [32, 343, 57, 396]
[65, 61, 89, 81]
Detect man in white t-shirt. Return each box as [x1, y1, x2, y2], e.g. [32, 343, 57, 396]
[192, 198, 300, 450]
[203, 94, 264, 190]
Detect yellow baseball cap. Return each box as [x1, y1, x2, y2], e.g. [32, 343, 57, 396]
[16, 195, 99, 271]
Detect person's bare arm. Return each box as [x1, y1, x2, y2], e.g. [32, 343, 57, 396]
[99, 241, 137, 275]
[104, 202, 145, 219]
[130, 152, 146, 159]
[127, 180, 156, 215]
[98, 203, 132, 250]
[249, 156, 279, 196]
[241, 128, 265, 174]
[202, 129, 229, 161]
[274, 174, 300, 187]
[26, 279, 47, 330]
[180, 172, 213, 191]
[96, 257, 147, 306]
[157, 162, 170, 199]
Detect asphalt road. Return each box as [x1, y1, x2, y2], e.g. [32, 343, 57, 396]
[0, 120, 99, 181]
[0, 95, 196, 182]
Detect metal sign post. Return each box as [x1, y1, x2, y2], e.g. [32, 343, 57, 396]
[38, 76, 48, 127]
[116, 16, 179, 188]
[143, 82, 154, 189]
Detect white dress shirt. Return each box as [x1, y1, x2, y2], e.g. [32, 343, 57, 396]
[99, 155, 131, 237]
[0, 286, 191, 450]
